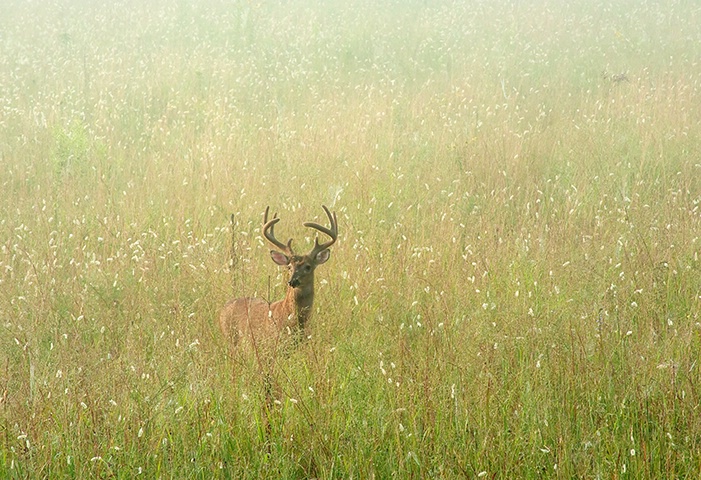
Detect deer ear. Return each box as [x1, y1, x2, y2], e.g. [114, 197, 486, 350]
[315, 249, 330, 265]
[270, 250, 290, 266]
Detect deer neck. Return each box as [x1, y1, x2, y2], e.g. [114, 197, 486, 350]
[275, 281, 314, 328]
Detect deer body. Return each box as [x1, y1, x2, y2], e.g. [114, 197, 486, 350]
[219, 206, 337, 352]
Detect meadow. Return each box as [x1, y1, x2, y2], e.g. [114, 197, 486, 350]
[1, 0, 701, 477]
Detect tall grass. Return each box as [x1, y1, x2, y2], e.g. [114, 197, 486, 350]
[1, 0, 700, 477]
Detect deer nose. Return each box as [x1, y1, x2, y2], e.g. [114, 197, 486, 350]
[288, 278, 300, 288]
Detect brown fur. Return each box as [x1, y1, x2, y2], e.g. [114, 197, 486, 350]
[219, 261, 316, 350]
[219, 206, 336, 354]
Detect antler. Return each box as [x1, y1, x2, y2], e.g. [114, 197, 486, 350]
[262, 206, 293, 254]
[304, 205, 338, 258]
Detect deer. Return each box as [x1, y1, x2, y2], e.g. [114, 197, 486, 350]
[219, 205, 338, 354]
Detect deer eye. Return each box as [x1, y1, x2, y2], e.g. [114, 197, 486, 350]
[304, 265, 312, 272]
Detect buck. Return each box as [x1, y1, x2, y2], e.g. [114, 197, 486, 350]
[219, 205, 338, 351]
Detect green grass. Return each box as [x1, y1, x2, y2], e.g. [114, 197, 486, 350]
[1, 0, 701, 477]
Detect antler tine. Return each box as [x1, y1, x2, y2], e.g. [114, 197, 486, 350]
[304, 205, 338, 256]
[263, 206, 293, 254]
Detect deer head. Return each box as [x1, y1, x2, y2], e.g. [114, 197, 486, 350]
[263, 205, 337, 292]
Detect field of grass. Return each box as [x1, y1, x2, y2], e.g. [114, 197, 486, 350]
[2, 0, 701, 477]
